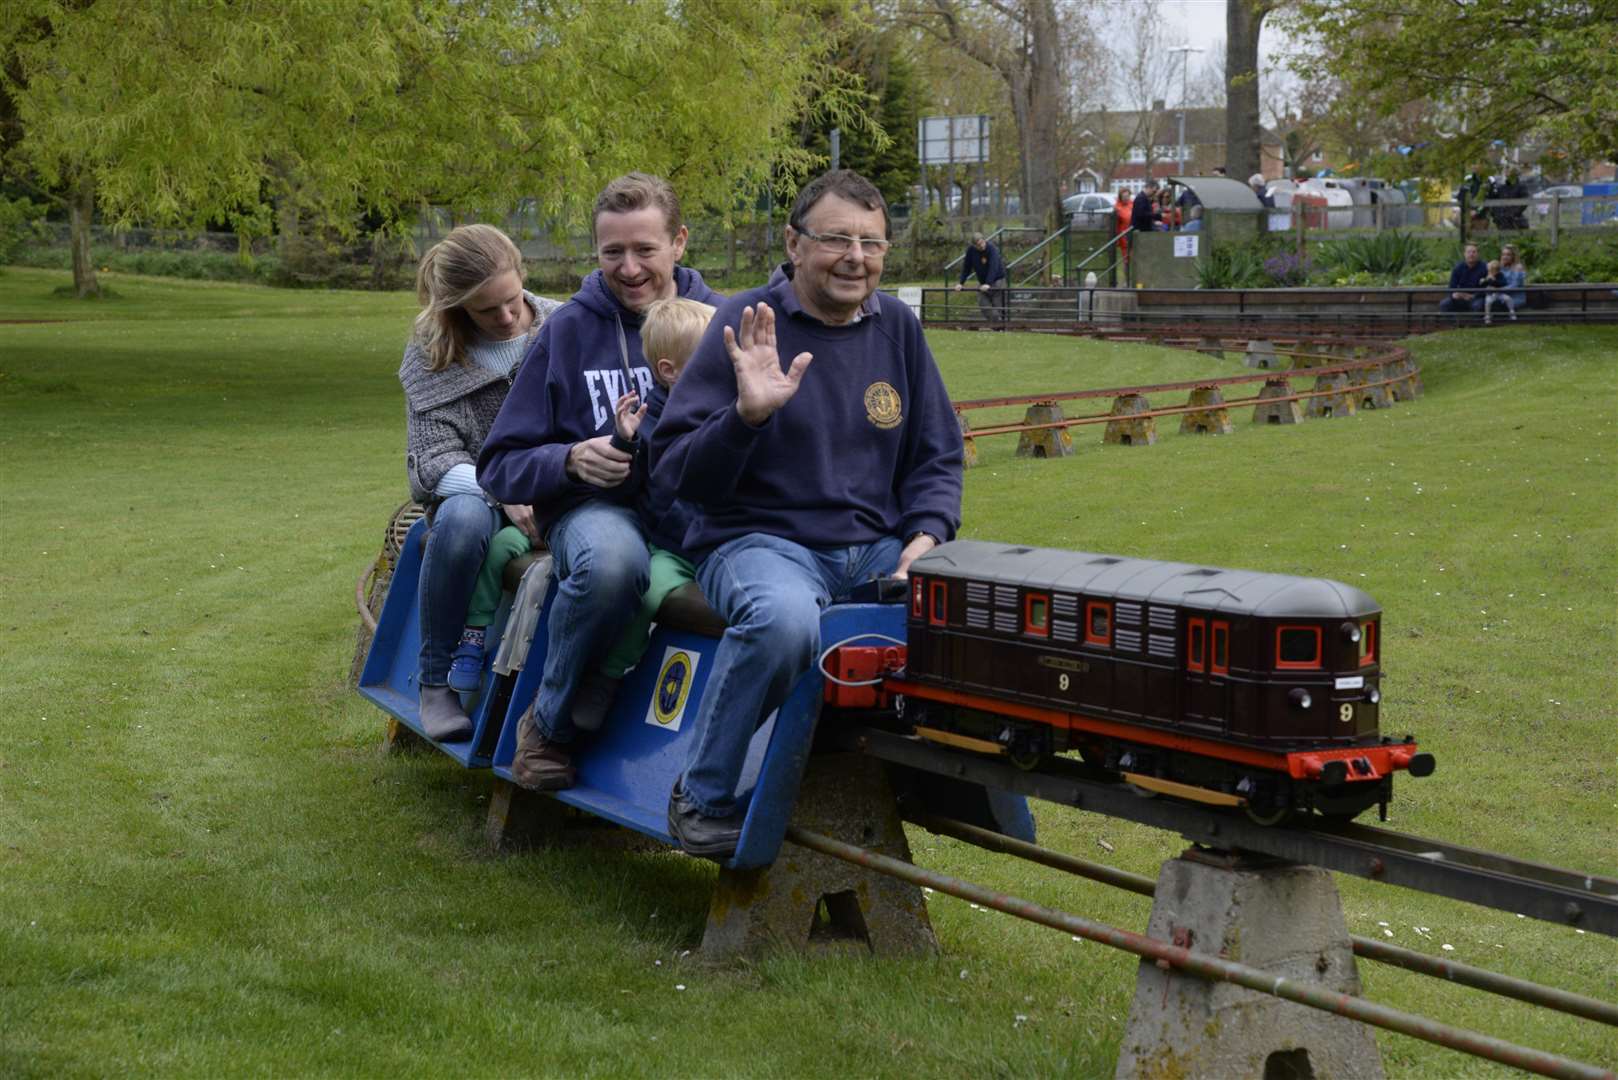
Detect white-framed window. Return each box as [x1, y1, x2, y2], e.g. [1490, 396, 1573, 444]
[1127, 147, 1147, 164]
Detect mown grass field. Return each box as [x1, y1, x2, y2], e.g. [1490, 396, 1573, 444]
[1, 266, 1614, 1077]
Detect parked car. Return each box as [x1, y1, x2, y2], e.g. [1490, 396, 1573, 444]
[1063, 192, 1117, 230]
[1534, 185, 1583, 219]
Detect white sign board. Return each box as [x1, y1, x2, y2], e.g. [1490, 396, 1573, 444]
[1173, 235, 1200, 258]
[919, 114, 990, 165]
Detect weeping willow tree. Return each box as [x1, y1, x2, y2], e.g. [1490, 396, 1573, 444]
[0, 0, 870, 297]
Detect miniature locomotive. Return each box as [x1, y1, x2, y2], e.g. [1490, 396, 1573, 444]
[875, 540, 1434, 823]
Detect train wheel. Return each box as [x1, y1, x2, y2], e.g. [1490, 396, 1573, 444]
[1007, 747, 1046, 772]
[1244, 803, 1294, 827]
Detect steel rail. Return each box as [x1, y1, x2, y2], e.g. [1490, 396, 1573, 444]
[952, 350, 1408, 411]
[786, 825, 1617, 1080]
[833, 726, 1618, 937]
[959, 374, 1407, 440]
[911, 814, 1618, 1028]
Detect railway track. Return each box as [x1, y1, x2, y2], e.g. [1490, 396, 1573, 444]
[833, 725, 1618, 938]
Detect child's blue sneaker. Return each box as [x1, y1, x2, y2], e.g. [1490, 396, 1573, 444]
[447, 640, 485, 692]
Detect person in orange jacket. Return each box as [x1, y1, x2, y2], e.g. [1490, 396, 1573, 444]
[1115, 187, 1133, 263]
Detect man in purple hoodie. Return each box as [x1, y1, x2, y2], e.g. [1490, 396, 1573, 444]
[479, 173, 721, 791]
[649, 170, 964, 857]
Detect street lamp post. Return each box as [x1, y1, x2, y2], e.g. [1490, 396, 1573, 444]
[1168, 45, 1203, 176]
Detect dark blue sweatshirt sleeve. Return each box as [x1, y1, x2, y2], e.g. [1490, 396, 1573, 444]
[985, 244, 1005, 285]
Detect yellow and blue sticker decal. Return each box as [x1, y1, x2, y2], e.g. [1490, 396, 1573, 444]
[645, 645, 701, 732]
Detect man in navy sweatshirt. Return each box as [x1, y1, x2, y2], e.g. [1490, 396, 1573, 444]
[479, 173, 721, 791]
[1438, 243, 1488, 314]
[649, 170, 964, 857]
[954, 232, 1007, 323]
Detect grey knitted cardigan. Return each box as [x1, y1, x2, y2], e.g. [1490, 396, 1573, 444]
[399, 292, 563, 505]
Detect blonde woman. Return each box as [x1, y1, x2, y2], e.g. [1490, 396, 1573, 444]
[399, 224, 561, 740]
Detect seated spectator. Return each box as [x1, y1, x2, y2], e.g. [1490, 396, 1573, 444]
[1249, 173, 1274, 208]
[479, 172, 722, 791]
[1438, 243, 1488, 314]
[399, 225, 562, 740]
[1495, 244, 1520, 307]
[1480, 259, 1514, 324]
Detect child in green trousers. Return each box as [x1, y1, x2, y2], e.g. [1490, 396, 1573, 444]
[451, 298, 715, 706]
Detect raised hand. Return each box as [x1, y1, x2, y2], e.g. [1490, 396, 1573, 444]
[726, 303, 812, 426]
[614, 391, 648, 442]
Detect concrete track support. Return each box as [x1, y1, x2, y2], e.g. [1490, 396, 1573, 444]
[1117, 850, 1384, 1080]
[1180, 386, 1234, 435]
[958, 411, 979, 468]
[1306, 372, 1357, 419]
[703, 754, 936, 960]
[1253, 378, 1304, 425]
[1015, 403, 1075, 458]
[1104, 393, 1158, 446]
[1245, 340, 1281, 369]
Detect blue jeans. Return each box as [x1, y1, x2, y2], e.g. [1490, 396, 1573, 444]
[417, 494, 502, 686]
[680, 533, 903, 817]
[531, 500, 648, 743]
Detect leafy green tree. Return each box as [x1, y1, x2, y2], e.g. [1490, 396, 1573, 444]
[799, 36, 924, 207]
[1280, 0, 1618, 179]
[0, 0, 864, 298]
[902, 0, 1081, 228]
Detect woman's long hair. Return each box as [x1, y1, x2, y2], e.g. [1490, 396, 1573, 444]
[413, 224, 524, 373]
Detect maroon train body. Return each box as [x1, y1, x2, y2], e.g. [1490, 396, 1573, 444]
[880, 540, 1433, 822]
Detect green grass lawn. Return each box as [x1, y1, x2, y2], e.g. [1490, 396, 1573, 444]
[2, 266, 1614, 1077]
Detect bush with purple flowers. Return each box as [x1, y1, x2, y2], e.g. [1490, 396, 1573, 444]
[1263, 252, 1311, 286]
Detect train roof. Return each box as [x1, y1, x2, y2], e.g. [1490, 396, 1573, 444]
[912, 540, 1378, 619]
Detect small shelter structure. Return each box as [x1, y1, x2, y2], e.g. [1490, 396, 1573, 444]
[1127, 176, 1266, 288]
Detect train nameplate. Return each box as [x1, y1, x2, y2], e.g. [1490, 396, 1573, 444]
[1038, 656, 1089, 674]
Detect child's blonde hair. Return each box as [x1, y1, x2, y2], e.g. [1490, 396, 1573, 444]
[641, 298, 716, 370]
[1487, 259, 1501, 273]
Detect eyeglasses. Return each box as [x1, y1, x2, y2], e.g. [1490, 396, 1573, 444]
[795, 228, 891, 255]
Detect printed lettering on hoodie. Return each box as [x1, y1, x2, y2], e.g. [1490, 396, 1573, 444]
[584, 367, 656, 430]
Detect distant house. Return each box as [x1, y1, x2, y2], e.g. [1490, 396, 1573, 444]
[1070, 103, 1284, 193]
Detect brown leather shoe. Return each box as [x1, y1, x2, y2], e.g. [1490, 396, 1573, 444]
[510, 705, 576, 791]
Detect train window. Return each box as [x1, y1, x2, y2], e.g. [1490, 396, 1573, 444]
[1024, 593, 1050, 637]
[1360, 620, 1377, 666]
[911, 577, 924, 618]
[1187, 617, 1206, 672]
[1211, 620, 1229, 674]
[1276, 625, 1323, 669]
[929, 581, 948, 627]
[1085, 601, 1112, 646]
